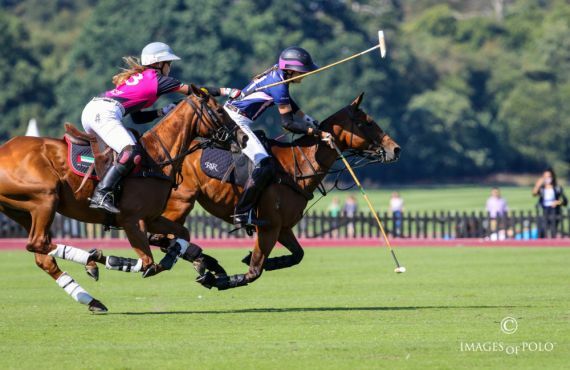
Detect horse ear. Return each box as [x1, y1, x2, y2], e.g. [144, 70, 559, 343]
[189, 84, 207, 97]
[350, 92, 365, 110]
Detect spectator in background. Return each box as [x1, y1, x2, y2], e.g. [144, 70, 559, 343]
[328, 196, 341, 237]
[485, 187, 509, 237]
[343, 195, 358, 237]
[486, 187, 509, 218]
[389, 192, 404, 237]
[532, 168, 568, 238]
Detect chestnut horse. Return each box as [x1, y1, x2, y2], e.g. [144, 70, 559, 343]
[156, 93, 400, 290]
[0, 86, 230, 312]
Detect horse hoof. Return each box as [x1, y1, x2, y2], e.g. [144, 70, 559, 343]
[241, 252, 252, 266]
[245, 226, 254, 236]
[88, 299, 108, 314]
[201, 254, 228, 276]
[196, 272, 216, 289]
[142, 264, 162, 278]
[85, 265, 99, 281]
[87, 248, 104, 264]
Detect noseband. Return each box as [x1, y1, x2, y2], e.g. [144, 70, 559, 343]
[341, 107, 391, 163]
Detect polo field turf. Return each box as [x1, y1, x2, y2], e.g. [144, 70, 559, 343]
[0, 246, 568, 369]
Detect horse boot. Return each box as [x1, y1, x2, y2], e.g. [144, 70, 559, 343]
[232, 157, 275, 228]
[89, 145, 142, 214]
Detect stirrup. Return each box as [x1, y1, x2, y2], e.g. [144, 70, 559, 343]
[232, 210, 269, 228]
[88, 192, 120, 214]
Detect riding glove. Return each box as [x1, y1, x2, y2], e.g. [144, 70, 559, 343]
[220, 88, 243, 99]
[302, 114, 319, 128]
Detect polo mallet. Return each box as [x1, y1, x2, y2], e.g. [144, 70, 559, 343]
[255, 30, 387, 91]
[331, 142, 406, 274]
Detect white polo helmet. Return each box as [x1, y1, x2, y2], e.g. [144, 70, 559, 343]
[140, 42, 181, 66]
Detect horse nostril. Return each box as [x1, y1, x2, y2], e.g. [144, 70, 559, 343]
[393, 147, 401, 158]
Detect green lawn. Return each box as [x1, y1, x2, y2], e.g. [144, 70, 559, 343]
[308, 185, 536, 214]
[190, 185, 537, 215]
[0, 247, 568, 369]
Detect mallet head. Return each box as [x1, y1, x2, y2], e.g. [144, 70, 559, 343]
[378, 30, 386, 58]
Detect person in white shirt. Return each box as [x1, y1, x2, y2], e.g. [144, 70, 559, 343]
[532, 168, 567, 238]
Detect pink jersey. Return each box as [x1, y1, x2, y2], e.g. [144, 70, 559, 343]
[104, 69, 181, 114]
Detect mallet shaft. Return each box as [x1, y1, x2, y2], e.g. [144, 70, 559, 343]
[332, 143, 401, 268]
[255, 31, 385, 92]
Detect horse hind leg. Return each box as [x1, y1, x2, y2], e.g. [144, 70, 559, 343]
[201, 226, 279, 290]
[2, 206, 106, 312]
[34, 254, 108, 313]
[241, 228, 304, 271]
[144, 216, 227, 278]
[148, 233, 227, 277]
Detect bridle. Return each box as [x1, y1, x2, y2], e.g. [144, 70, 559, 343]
[342, 106, 393, 164]
[144, 91, 232, 187]
[290, 105, 392, 196]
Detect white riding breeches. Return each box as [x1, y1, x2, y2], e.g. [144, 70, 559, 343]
[223, 105, 270, 166]
[81, 98, 135, 153]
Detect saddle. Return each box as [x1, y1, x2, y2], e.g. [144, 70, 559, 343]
[63, 123, 169, 192]
[64, 123, 113, 182]
[200, 130, 313, 200]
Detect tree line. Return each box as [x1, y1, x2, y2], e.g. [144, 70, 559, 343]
[1, 0, 568, 182]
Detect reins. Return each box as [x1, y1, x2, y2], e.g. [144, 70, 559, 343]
[142, 92, 229, 187]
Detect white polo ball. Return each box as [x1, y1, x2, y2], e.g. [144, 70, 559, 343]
[394, 266, 406, 273]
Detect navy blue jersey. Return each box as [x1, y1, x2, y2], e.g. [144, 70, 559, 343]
[229, 66, 297, 120]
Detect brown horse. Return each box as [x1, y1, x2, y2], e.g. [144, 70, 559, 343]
[156, 93, 400, 290]
[0, 85, 230, 312]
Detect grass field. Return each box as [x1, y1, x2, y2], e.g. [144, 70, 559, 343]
[1, 246, 568, 369]
[189, 185, 537, 215]
[308, 185, 536, 213]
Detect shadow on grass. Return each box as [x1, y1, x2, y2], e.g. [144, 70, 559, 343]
[112, 305, 528, 315]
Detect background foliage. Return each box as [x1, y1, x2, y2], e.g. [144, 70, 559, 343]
[1, 0, 568, 182]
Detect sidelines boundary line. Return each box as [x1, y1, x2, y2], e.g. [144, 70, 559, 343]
[1, 237, 569, 250]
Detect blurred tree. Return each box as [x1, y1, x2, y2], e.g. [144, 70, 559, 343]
[2, 0, 570, 182]
[0, 12, 49, 141]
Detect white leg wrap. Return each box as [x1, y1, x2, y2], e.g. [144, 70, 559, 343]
[56, 272, 93, 305]
[175, 239, 189, 256]
[131, 259, 143, 272]
[48, 244, 90, 265]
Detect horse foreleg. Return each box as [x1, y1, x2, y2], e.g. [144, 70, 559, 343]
[204, 226, 279, 290]
[241, 228, 304, 271]
[115, 217, 157, 277]
[147, 217, 226, 277]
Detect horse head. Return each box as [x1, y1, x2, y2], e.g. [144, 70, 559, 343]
[186, 84, 234, 140]
[323, 93, 400, 163]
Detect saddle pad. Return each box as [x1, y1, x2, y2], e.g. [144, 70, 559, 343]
[200, 147, 250, 186]
[64, 136, 98, 179]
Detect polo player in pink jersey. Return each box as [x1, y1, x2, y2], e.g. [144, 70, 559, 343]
[82, 42, 240, 214]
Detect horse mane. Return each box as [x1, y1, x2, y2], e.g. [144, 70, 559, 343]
[270, 103, 348, 149]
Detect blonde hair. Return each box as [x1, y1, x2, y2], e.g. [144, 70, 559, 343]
[112, 56, 147, 86]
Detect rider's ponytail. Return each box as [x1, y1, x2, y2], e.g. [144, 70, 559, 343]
[251, 65, 279, 81]
[112, 56, 147, 86]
